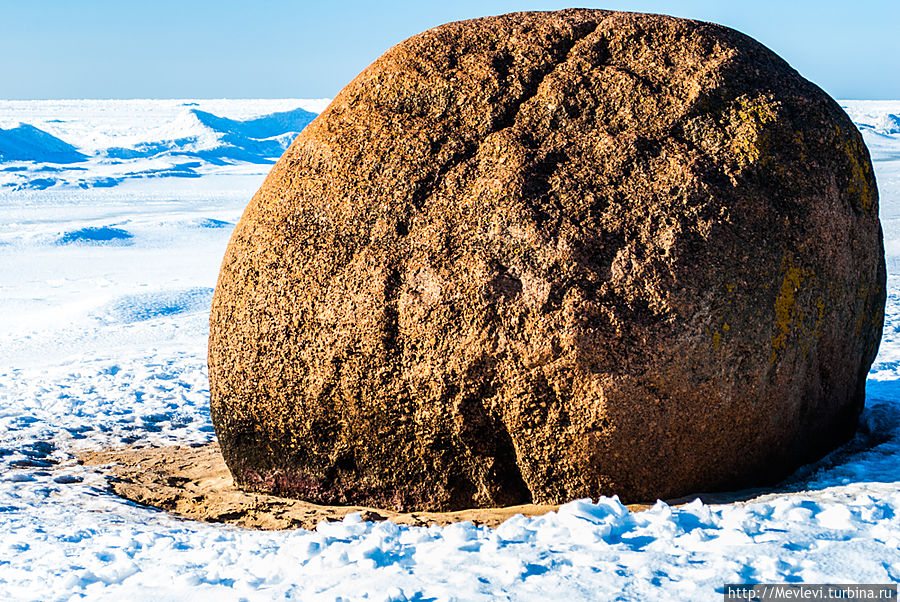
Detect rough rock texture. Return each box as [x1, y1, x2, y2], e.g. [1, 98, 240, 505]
[209, 9, 885, 511]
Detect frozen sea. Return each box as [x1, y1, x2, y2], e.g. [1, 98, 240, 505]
[1, 99, 900, 601]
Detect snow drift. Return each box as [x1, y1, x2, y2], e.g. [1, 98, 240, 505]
[0, 123, 87, 164]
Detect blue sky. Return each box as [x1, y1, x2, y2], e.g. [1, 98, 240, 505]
[1, 0, 897, 99]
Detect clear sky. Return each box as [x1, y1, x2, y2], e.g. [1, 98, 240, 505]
[1, 0, 896, 100]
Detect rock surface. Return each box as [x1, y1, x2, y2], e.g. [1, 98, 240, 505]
[209, 9, 885, 511]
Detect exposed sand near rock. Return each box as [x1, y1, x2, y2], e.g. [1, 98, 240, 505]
[77, 443, 779, 530]
[78, 443, 561, 529]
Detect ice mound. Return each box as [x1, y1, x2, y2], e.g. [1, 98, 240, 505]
[0, 124, 87, 164]
[877, 113, 900, 135]
[191, 107, 317, 140]
[104, 106, 317, 164]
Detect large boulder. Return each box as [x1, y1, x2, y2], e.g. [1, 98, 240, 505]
[209, 9, 885, 511]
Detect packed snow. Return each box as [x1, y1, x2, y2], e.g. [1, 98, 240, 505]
[1, 99, 899, 601]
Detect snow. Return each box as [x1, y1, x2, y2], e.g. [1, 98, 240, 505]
[0, 99, 327, 191]
[0, 123, 87, 164]
[1, 99, 900, 600]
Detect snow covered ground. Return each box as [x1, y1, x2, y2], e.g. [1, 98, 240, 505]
[1, 99, 900, 601]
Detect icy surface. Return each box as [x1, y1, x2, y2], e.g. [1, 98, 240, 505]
[1, 99, 900, 600]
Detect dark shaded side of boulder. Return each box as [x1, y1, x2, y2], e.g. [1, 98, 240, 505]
[209, 9, 885, 511]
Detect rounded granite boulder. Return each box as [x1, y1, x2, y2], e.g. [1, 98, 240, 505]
[209, 9, 885, 511]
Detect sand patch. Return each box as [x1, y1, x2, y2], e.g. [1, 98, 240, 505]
[78, 443, 776, 530]
[78, 443, 561, 530]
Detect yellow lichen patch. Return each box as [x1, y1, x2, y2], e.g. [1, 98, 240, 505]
[770, 257, 812, 363]
[843, 134, 877, 214]
[734, 94, 778, 124]
[792, 131, 808, 164]
[728, 95, 779, 168]
[855, 283, 874, 337]
[814, 297, 825, 337]
[710, 321, 730, 352]
[855, 313, 866, 337]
